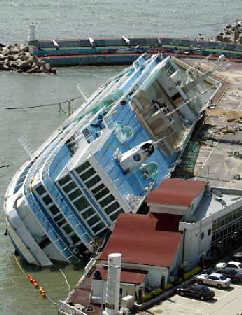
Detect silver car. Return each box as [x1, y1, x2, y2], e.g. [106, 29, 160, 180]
[195, 272, 231, 289]
[216, 261, 242, 272]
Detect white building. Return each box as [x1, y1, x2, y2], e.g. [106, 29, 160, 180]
[90, 178, 242, 303]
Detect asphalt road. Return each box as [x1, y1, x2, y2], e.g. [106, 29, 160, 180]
[146, 284, 242, 315]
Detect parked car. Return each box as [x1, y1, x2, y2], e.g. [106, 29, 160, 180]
[195, 272, 231, 289]
[220, 267, 242, 283]
[216, 261, 242, 272]
[176, 284, 215, 300]
[232, 251, 242, 262]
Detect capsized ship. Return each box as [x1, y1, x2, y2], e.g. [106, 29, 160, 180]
[3, 54, 222, 266]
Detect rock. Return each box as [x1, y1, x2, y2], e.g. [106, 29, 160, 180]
[3, 61, 10, 70]
[18, 60, 32, 71]
[0, 42, 56, 74]
[26, 64, 40, 73]
[50, 68, 56, 74]
[12, 46, 19, 54]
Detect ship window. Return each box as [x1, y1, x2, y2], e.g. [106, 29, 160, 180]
[71, 234, 80, 244]
[62, 181, 77, 193]
[79, 168, 96, 181]
[87, 215, 100, 226]
[110, 209, 123, 221]
[63, 224, 73, 234]
[81, 208, 95, 219]
[53, 213, 63, 222]
[36, 186, 46, 196]
[91, 184, 105, 195]
[43, 195, 52, 205]
[104, 201, 120, 215]
[68, 188, 82, 201]
[115, 124, 134, 143]
[49, 205, 59, 215]
[73, 197, 89, 211]
[100, 194, 115, 208]
[165, 62, 176, 76]
[58, 175, 72, 186]
[95, 187, 110, 200]
[85, 175, 101, 188]
[92, 222, 105, 234]
[57, 218, 66, 227]
[76, 161, 91, 174]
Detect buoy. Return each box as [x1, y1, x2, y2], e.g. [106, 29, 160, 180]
[39, 287, 46, 297]
[27, 274, 33, 283]
[25, 273, 47, 298]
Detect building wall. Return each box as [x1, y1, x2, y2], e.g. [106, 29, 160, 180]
[211, 203, 242, 251]
[91, 279, 106, 304]
[99, 260, 169, 291]
[169, 238, 183, 278]
[189, 186, 207, 216]
[91, 279, 144, 303]
[179, 195, 242, 270]
[179, 217, 212, 270]
[143, 267, 168, 290]
[148, 202, 188, 215]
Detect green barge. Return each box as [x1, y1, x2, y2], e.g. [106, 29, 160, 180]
[29, 36, 242, 66]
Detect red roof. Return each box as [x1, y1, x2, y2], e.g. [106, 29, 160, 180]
[146, 178, 207, 207]
[99, 213, 182, 267]
[95, 265, 147, 284]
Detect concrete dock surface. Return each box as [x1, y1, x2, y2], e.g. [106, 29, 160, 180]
[142, 283, 242, 315]
[178, 58, 242, 191]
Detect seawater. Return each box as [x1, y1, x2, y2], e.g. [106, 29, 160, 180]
[0, 0, 242, 314]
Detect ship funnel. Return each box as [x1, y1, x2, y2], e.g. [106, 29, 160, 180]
[103, 253, 122, 315]
[116, 140, 155, 174]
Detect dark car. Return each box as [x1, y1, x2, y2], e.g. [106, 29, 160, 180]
[176, 284, 215, 300]
[232, 251, 242, 263]
[220, 267, 242, 283]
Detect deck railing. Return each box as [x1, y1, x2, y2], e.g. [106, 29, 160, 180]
[58, 301, 87, 315]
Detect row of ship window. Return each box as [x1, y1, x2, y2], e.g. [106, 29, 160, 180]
[35, 185, 82, 245]
[35, 160, 123, 246]
[59, 161, 124, 231]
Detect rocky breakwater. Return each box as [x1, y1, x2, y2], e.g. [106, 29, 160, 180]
[216, 20, 242, 44]
[0, 44, 56, 74]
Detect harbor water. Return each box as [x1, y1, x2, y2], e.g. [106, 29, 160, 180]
[0, 0, 242, 314]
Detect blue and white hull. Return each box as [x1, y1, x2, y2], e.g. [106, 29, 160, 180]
[3, 54, 222, 266]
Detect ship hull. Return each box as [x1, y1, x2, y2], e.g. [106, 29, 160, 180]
[3, 54, 222, 266]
